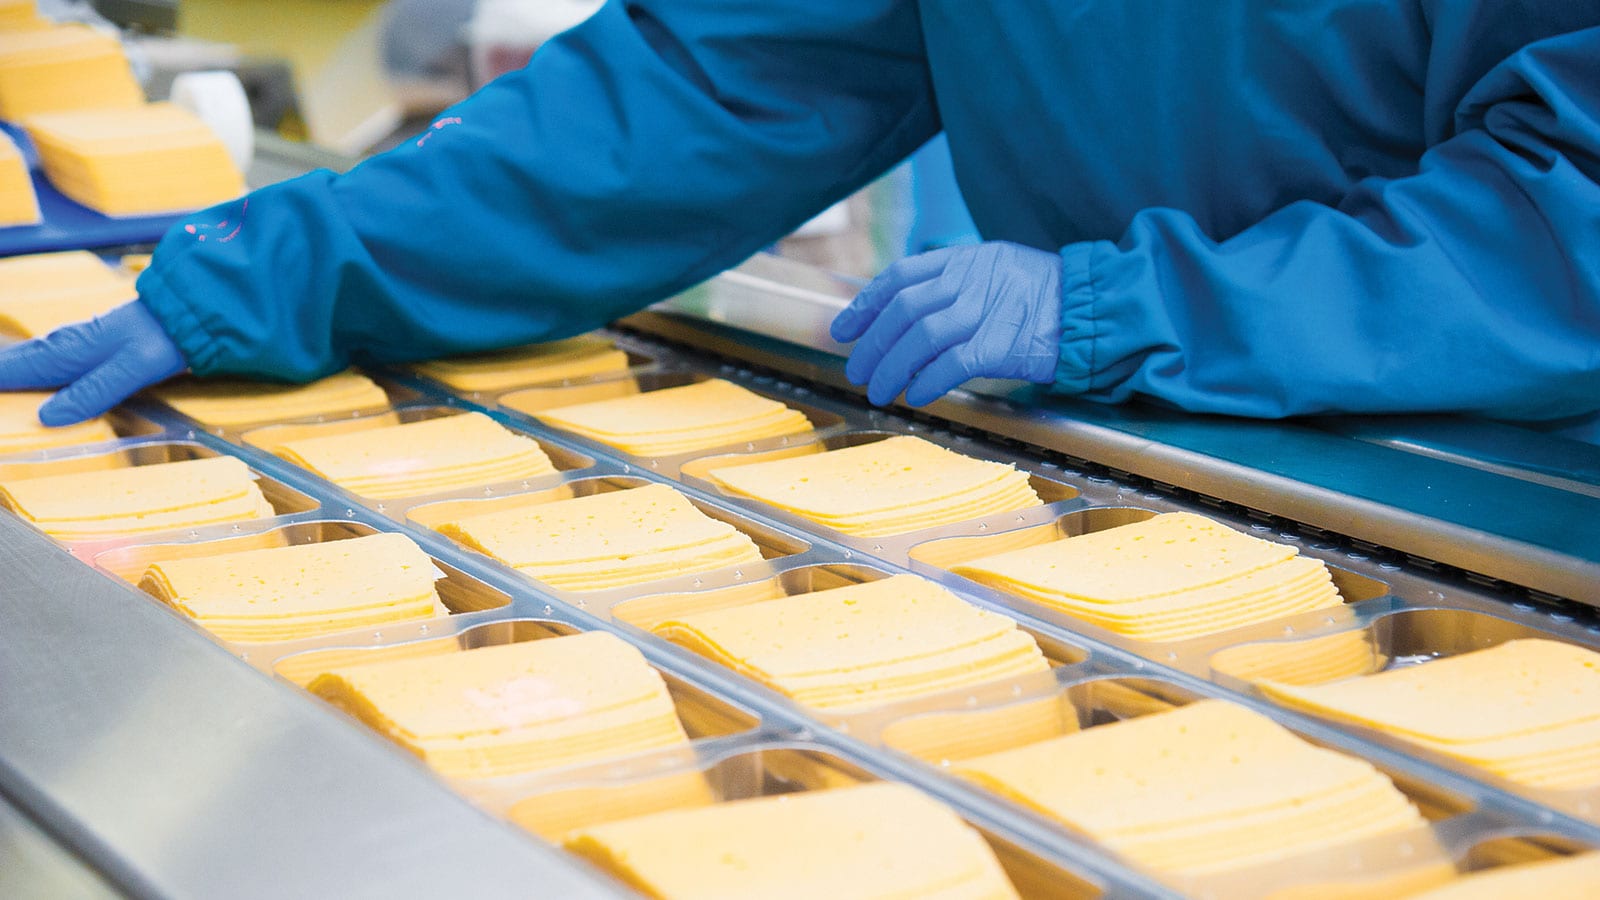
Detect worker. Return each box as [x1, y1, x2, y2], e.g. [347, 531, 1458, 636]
[4, 3, 1599, 436]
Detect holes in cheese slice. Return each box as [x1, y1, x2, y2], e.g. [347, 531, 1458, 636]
[0, 391, 116, 454]
[537, 378, 813, 458]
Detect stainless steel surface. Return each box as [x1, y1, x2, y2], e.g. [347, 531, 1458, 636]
[0, 795, 121, 900]
[639, 255, 1600, 606]
[0, 514, 619, 900]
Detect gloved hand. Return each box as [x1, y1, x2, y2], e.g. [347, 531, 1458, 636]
[0, 301, 185, 426]
[830, 241, 1063, 407]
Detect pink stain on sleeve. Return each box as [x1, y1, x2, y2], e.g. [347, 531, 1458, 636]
[416, 116, 464, 148]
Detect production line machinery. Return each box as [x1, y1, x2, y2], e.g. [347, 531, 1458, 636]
[4, 145, 1600, 900]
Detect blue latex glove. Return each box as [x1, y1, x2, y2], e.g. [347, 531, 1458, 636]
[0, 301, 185, 426]
[830, 242, 1062, 407]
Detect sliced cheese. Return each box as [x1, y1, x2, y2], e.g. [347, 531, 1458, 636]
[308, 631, 691, 779]
[952, 699, 1426, 878]
[151, 371, 390, 427]
[273, 411, 556, 500]
[1405, 852, 1600, 900]
[0, 249, 135, 338]
[0, 128, 38, 226]
[0, 24, 143, 119]
[538, 378, 813, 457]
[138, 532, 447, 643]
[563, 782, 1021, 900]
[0, 391, 116, 454]
[411, 334, 629, 393]
[705, 435, 1042, 537]
[26, 101, 245, 216]
[1260, 639, 1600, 790]
[0, 455, 273, 542]
[438, 482, 764, 592]
[951, 513, 1348, 644]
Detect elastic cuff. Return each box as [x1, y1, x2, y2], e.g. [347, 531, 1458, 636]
[136, 262, 224, 376]
[1053, 240, 1100, 394]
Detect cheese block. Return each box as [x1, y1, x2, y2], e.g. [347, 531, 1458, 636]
[538, 379, 813, 457]
[0, 249, 136, 338]
[563, 782, 1022, 900]
[0, 129, 38, 226]
[26, 102, 245, 216]
[273, 412, 556, 499]
[705, 436, 1042, 537]
[138, 532, 447, 643]
[439, 483, 764, 592]
[1260, 639, 1600, 790]
[0, 455, 274, 542]
[411, 334, 629, 393]
[308, 631, 692, 779]
[0, 391, 116, 454]
[151, 371, 390, 427]
[951, 513, 1348, 643]
[1405, 852, 1600, 900]
[0, 24, 143, 119]
[953, 700, 1426, 879]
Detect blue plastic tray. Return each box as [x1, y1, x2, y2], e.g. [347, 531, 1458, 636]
[0, 122, 182, 257]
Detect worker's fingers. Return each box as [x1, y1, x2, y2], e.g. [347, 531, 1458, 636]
[864, 308, 978, 406]
[844, 278, 959, 386]
[830, 246, 960, 342]
[903, 344, 977, 407]
[37, 353, 153, 427]
[0, 318, 116, 390]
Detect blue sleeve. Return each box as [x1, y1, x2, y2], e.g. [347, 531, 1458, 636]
[1054, 26, 1600, 422]
[137, 0, 935, 381]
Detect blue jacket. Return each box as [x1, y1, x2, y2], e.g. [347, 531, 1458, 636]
[138, 1, 1600, 421]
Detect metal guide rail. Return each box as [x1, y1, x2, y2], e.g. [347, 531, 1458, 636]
[3, 327, 1599, 898]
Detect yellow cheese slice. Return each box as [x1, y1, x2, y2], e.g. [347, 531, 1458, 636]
[308, 631, 690, 779]
[0, 24, 143, 119]
[0, 1, 47, 31]
[411, 334, 629, 393]
[0, 128, 38, 226]
[509, 769, 717, 841]
[0, 250, 136, 338]
[26, 101, 245, 216]
[1405, 852, 1600, 900]
[952, 700, 1425, 878]
[563, 782, 1022, 900]
[0, 455, 273, 541]
[0, 391, 116, 453]
[537, 378, 813, 457]
[151, 371, 390, 427]
[438, 483, 764, 592]
[138, 532, 446, 643]
[706, 436, 1042, 537]
[273, 411, 556, 500]
[0, 249, 124, 294]
[653, 574, 1049, 711]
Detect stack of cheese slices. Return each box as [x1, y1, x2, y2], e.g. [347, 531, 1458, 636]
[538, 379, 813, 457]
[273, 412, 557, 499]
[152, 371, 390, 427]
[25, 102, 245, 216]
[439, 483, 764, 592]
[309, 631, 694, 779]
[412, 334, 629, 393]
[705, 435, 1041, 537]
[0, 23, 142, 119]
[139, 533, 448, 643]
[0, 130, 37, 226]
[0, 455, 273, 542]
[654, 575, 1047, 711]
[0, 250, 136, 338]
[653, 574, 1059, 762]
[563, 782, 1022, 900]
[951, 513, 1347, 644]
[0, 391, 115, 453]
[1260, 639, 1600, 791]
[1406, 852, 1600, 899]
[952, 699, 1427, 880]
